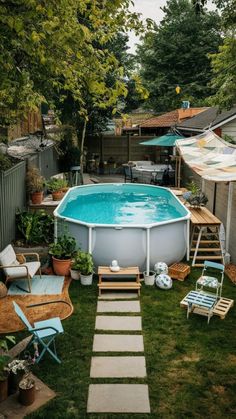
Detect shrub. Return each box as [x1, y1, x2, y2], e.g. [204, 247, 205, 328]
[16, 210, 54, 245]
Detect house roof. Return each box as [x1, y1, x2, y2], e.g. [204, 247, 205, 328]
[177, 106, 236, 132]
[139, 108, 207, 128]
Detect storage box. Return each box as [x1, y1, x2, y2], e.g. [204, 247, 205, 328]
[168, 263, 190, 281]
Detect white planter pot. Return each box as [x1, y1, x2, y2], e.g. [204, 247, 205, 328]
[80, 273, 93, 285]
[143, 271, 156, 286]
[70, 269, 80, 280]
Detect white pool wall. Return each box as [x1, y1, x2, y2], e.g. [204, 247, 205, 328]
[54, 184, 191, 272]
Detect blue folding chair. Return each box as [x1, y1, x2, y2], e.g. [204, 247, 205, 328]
[13, 301, 64, 364]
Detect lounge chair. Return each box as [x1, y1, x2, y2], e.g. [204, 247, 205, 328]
[0, 244, 41, 293]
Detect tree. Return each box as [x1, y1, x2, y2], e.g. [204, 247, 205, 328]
[0, 1, 147, 176]
[137, 0, 222, 112]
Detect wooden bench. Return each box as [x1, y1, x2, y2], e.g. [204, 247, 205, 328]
[98, 266, 141, 296]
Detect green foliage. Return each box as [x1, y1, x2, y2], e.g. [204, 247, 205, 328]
[26, 166, 45, 193]
[0, 152, 14, 171]
[0, 335, 15, 381]
[16, 210, 54, 245]
[74, 251, 94, 275]
[208, 35, 236, 109]
[137, 0, 222, 111]
[49, 235, 76, 260]
[46, 177, 68, 193]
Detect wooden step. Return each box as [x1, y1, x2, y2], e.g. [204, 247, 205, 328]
[192, 240, 220, 244]
[190, 255, 223, 260]
[191, 247, 221, 252]
[98, 282, 141, 289]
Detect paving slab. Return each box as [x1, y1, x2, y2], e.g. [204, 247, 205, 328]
[95, 315, 142, 331]
[87, 384, 150, 413]
[90, 356, 146, 377]
[93, 334, 144, 352]
[97, 300, 140, 313]
[98, 292, 138, 300]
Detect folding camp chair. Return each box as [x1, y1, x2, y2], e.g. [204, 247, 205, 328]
[196, 260, 224, 299]
[13, 301, 64, 364]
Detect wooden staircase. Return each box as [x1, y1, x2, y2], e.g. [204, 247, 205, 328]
[188, 207, 224, 267]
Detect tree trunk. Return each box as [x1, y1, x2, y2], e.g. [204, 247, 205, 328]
[79, 118, 87, 185]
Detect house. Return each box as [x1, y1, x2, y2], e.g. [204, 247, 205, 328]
[176, 106, 236, 142]
[138, 108, 207, 136]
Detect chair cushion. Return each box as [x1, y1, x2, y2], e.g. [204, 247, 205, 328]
[0, 244, 19, 267]
[4, 261, 40, 279]
[197, 276, 219, 288]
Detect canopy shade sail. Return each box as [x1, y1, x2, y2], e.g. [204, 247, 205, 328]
[176, 130, 236, 182]
[140, 133, 184, 147]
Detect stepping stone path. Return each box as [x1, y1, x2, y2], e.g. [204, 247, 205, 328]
[87, 293, 151, 414]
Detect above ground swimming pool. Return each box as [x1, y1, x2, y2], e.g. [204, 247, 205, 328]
[54, 183, 191, 272]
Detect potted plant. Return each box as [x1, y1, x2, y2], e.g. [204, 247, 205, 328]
[76, 251, 94, 285]
[143, 270, 156, 286]
[26, 167, 45, 205]
[183, 181, 208, 208]
[49, 234, 77, 276]
[46, 177, 68, 201]
[18, 373, 35, 406]
[0, 335, 15, 402]
[7, 359, 29, 395]
[70, 251, 81, 280]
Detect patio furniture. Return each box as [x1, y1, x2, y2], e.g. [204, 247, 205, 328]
[13, 301, 64, 364]
[123, 165, 138, 183]
[185, 290, 217, 324]
[196, 260, 224, 299]
[0, 245, 41, 293]
[98, 266, 141, 296]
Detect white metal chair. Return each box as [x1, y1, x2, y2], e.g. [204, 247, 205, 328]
[196, 260, 224, 299]
[0, 244, 41, 293]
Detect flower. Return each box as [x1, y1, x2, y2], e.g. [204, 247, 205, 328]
[7, 359, 29, 375]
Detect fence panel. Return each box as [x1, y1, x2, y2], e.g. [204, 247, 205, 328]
[0, 161, 26, 250]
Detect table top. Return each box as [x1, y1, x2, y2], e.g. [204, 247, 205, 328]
[186, 291, 217, 309]
[98, 266, 140, 275]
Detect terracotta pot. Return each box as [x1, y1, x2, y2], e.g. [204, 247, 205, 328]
[31, 191, 43, 205]
[52, 191, 64, 201]
[52, 257, 71, 276]
[8, 371, 25, 395]
[19, 384, 35, 406]
[0, 376, 8, 402]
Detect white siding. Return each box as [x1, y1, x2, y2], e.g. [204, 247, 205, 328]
[222, 119, 236, 142]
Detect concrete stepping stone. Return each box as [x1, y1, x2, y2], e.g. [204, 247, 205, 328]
[97, 300, 140, 313]
[95, 315, 142, 331]
[87, 384, 150, 413]
[93, 334, 144, 352]
[90, 356, 146, 377]
[98, 292, 138, 300]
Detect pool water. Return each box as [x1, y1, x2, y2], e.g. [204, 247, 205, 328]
[58, 184, 187, 225]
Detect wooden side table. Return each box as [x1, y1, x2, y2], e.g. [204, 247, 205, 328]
[98, 266, 141, 296]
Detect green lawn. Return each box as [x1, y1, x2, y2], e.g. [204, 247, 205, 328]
[25, 269, 236, 418]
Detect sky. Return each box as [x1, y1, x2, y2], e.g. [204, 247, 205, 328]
[128, 0, 215, 53]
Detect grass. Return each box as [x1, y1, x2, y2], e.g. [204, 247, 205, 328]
[20, 269, 236, 418]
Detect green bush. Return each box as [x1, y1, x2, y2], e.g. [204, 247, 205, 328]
[16, 210, 54, 245]
[0, 152, 13, 171]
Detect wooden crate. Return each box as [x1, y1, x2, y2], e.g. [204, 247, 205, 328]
[169, 263, 190, 281]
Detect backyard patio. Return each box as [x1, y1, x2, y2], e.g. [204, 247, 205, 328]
[0, 264, 236, 418]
